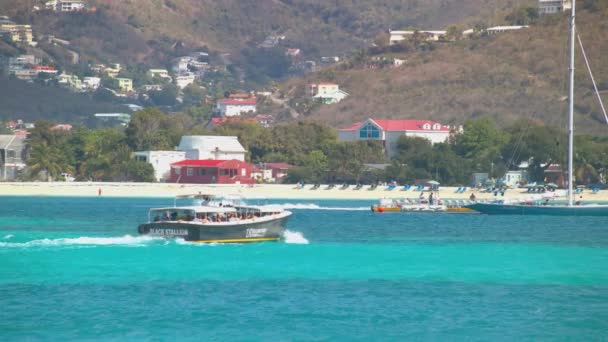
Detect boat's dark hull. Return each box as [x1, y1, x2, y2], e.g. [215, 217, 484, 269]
[138, 216, 289, 242]
[467, 203, 608, 216]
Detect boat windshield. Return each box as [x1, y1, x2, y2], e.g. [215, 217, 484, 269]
[150, 209, 196, 222]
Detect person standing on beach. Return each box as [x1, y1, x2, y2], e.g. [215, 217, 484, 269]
[98, 188, 102, 196]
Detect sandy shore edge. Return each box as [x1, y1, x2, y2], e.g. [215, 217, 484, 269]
[1, 182, 607, 201]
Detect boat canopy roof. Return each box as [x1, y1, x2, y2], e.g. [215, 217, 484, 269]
[150, 205, 237, 214]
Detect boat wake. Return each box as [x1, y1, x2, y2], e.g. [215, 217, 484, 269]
[283, 230, 309, 244]
[0, 235, 163, 248]
[271, 203, 369, 211]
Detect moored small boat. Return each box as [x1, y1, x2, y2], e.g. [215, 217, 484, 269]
[371, 198, 475, 213]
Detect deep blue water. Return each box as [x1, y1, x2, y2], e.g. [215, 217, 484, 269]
[1, 196, 608, 340]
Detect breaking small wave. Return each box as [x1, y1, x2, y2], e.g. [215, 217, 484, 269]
[0, 235, 162, 248]
[3, 234, 13, 240]
[271, 203, 369, 211]
[283, 230, 309, 244]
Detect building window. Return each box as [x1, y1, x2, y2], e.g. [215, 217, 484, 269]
[175, 167, 181, 175]
[220, 169, 229, 176]
[241, 168, 246, 176]
[187, 168, 193, 176]
[198, 168, 206, 176]
[359, 123, 380, 139]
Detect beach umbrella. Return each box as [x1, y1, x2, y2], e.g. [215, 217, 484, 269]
[427, 180, 440, 185]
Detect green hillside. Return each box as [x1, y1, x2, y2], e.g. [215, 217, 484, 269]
[0, 77, 127, 123]
[280, 4, 608, 135]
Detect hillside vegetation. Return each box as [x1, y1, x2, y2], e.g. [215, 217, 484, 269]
[282, 4, 608, 135]
[0, 77, 127, 123]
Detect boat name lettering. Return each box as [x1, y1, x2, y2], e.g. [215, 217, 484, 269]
[246, 228, 267, 238]
[149, 228, 188, 236]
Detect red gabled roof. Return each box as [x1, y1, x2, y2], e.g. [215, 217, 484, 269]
[263, 162, 294, 169]
[210, 117, 258, 125]
[171, 159, 229, 167]
[218, 98, 257, 105]
[340, 119, 450, 132]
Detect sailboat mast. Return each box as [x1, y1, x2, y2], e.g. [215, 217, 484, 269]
[567, 0, 576, 206]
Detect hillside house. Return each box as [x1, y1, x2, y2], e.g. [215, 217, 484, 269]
[486, 26, 528, 34]
[309, 83, 348, 104]
[177, 135, 246, 161]
[83, 76, 100, 90]
[94, 113, 131, 126]
[115, 78, 133, 92]
[103, 63, 121, 78]
[0, 23, 35, 46]
[133, 151, 187, 182]
[148, 69, 171, 80]
[389, 30, 447, 45]
[48, 0, 86, 12]
[0, 134, 26, 180]
[168, 159, 255, 184]
[338, 118, 459, 157]
[58, 73, 82, 90]
[538, 0, 571, 15]
[175, 73, 195, 89]
[216, 95, 257, 117]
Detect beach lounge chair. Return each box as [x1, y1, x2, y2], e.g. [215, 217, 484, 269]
[310, 184, 320, 190]
[455, 187, 462, 193]
[401, 184, 411, 191]
[592, 188, 600, 194]
[339, 183, 349, 190]
[368, 184, 378, 191]
[575, 187, 584, 194]
[386, 185, 397, 191]
[325, 184, 336, 190]
[460, 187, 467, 193]
[415, 185, 424, 191]
[353, 184, 363, 190]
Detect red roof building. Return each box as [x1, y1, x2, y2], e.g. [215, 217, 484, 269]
[338, 118, 461, 157]
[168, 159, 255, 184]
[205, 117, 259, 130]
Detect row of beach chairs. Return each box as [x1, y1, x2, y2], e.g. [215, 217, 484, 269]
[297, 184, 432, 191]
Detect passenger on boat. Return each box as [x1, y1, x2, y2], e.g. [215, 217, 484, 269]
[470, 193, 476, 201]
[429, 192, 434, 205]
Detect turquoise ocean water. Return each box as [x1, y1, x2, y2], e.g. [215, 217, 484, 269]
[1, 196, 608, 340]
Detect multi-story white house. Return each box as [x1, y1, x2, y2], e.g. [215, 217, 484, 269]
[177, 136, 246, 161]
[338, 118, 459, 157]
[133, 151, 187, 182]
[538, 0, 571, 15]
[56, 0, 86, 12]
[216, 96, 257, 117]
[309, 83, 349, 104]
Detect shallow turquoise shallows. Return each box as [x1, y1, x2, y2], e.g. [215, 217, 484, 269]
[2, 196, 608, 341]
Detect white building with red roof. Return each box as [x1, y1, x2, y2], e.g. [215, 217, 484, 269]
[338, 118, 459, 157]
[216, 95, 257, 117]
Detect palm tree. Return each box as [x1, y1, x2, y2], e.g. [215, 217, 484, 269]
[26, 145, 65, 181]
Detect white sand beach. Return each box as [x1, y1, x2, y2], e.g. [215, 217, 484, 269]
[0, 182, 606, 201]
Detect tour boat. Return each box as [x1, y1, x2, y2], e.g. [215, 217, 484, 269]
[138, 194, 291, 243]
[467, 2, 608, 216]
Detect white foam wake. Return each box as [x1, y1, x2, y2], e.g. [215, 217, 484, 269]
[283, 230, 309, 244]
[0, 235, 162, 248]
[3, 234, 13, 240]
[271, 203, 369, 211]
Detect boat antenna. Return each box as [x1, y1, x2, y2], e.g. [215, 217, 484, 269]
[576, 34, 608, 125]
[567, 0, 575, 207]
